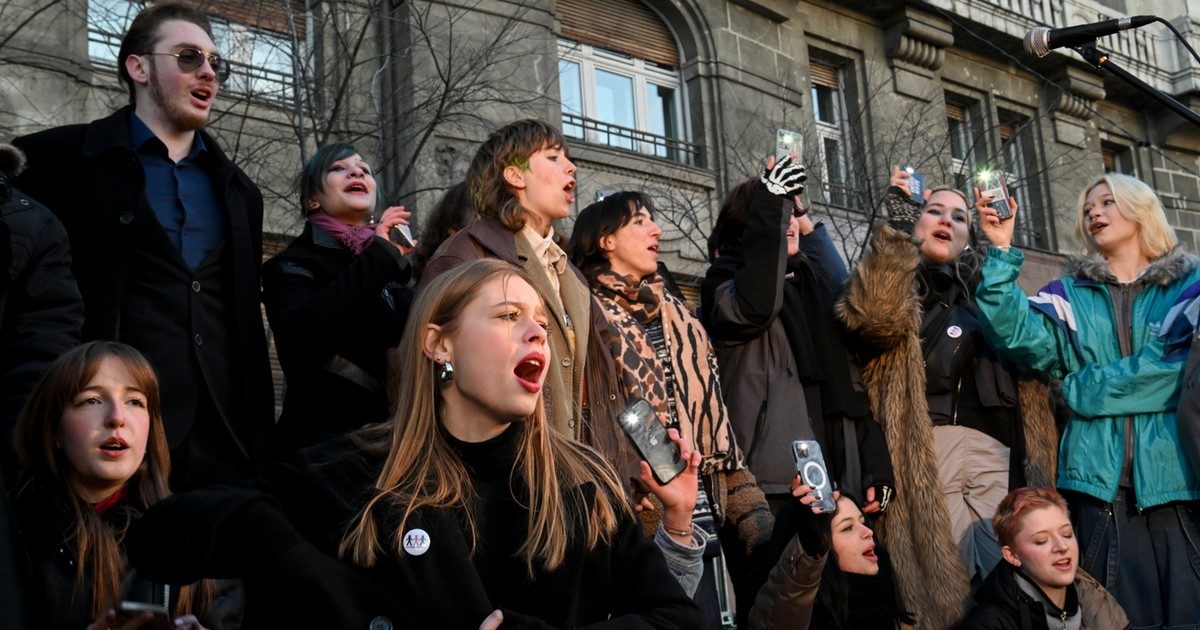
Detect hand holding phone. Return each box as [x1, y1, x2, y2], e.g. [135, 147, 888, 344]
[618, 398, 685, 485]
[901, 164, 926, 205]
[109, 601, 172, 630]
[976, 170, 1013, 220]
[792, 440, 836, 512]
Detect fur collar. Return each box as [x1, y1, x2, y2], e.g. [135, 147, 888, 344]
[1067, 246, 1199, 286]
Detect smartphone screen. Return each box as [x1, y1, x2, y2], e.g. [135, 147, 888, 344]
[775, 128, 803, 162]
[978, 170, 1012, 219]
[389, 224, 414, 249]
[618, 398, 685, 485]
[902, 165, 926, 204]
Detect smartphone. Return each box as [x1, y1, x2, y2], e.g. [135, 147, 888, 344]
[977, 169, 1013, 219]
[115, 601, 171, 630]
[388, 223, 414, 249]
[792, 440, 836, 512]
[618, 398, 685, 485]
[775, 128, 803, 162]
[902, 164, 926, 205]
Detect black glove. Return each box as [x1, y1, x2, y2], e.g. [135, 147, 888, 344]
[761, 155, 807, 197]
[869, 483, 895, 514]
[885, 185, 922, 234]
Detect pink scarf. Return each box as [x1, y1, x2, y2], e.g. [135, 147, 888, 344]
[308, 212, 377, 254]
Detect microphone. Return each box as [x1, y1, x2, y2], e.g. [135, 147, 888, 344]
[1024, 16, 1156, 58]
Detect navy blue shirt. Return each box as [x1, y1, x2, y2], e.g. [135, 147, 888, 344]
[130, 114, 227, 269]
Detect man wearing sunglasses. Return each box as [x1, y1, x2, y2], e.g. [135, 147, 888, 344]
[12, 2, 273, 490]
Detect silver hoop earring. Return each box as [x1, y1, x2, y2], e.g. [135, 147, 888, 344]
[438, 359, 454, 383]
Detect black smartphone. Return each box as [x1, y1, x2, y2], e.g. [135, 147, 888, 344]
[388, 223, 414, 249]
[977, 170, 1013, 219]
[115, 601, 171, 630]
[618, 398, 685, 485]
[902, 164, 926, 204]
[792, 440, 836, 512]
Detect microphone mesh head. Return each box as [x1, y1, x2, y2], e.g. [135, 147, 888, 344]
[1024, 27, 1051, 58]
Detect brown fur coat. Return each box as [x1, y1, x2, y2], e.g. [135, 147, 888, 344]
[835, 222, 1058, 628]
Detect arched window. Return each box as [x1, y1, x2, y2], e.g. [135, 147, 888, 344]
[556, 0, 695, 164]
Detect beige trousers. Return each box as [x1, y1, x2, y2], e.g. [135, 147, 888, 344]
[932, 424, 1009, 579]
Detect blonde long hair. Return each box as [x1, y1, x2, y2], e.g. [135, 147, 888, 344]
[1074, 173, 1178, 259]
[340, 259, 629, 574]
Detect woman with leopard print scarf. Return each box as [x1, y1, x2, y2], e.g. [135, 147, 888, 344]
[567, 191, 774, 628]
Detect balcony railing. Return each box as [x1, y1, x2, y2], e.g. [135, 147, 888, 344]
[562, 113, 702, 167]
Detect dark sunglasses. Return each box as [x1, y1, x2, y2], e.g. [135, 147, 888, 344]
[141, 48, 230, 83]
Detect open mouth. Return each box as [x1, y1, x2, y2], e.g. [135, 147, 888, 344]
[514, 352, 546, 392]
[344, 182, 369, 194]
[931, 229, 952, 243]
[1090, 222, 1108, 235]
[190, 87, 213, 104]
[564, 180, 576, 204]
[99, 437, 129, 454]
[648, 242, 659, 253]
[863, 546, 878, 562]
[1053, 558, 1073, 570]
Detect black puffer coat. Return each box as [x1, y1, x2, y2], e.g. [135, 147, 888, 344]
[0, 144, 82, 473]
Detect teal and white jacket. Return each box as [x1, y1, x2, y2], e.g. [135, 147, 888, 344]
[976, 246, 1200, 509]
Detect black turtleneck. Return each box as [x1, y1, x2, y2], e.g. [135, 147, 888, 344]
[442, 422, 537, 611]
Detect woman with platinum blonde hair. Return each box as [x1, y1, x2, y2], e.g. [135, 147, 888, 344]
[975, 172, 1200, 627]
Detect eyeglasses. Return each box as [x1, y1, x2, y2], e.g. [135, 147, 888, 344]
[141, 48, 229, 84]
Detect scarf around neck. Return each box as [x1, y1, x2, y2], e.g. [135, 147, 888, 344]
[589, 268, 744, 475]
[308, 211, 377, 255]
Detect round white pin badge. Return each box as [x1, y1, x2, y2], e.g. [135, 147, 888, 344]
[947, 325, 962, 339]
[402, 528, 431, 556]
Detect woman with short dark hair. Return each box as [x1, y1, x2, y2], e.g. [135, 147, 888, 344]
[263, 143, 414, 453]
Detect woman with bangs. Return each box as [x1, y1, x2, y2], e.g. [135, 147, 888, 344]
[11, 341, 210, 629]
[836, 167, 1057, 627]
[264, 143, 415, 453]
[975, 172, 1200, 626]
[126, 259, 701, 628]
[567, 185, 777, 628]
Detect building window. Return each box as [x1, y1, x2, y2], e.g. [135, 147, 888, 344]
[810, 58, 855, 209]
[86, 0, 299, 106]
[946, 97, 982, 193]
[1102, 142, 1135, 174]
[210, 20, 296, 105]
[556, 0, 696, 165]
[87, 0, 142, 64]
[998, 111, 1051, 249]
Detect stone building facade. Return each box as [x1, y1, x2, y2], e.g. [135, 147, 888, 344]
[6, 0, 1200, 295]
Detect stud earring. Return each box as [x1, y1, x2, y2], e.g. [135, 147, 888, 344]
[437, 358, 454, 383]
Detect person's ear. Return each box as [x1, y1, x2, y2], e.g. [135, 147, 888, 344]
[421, 324, 452, 364]
[503, 165, 528, 192]
[1000, 545, 1020, 567]
[125, 54, 151, 87]
[600, 234, 616, 253]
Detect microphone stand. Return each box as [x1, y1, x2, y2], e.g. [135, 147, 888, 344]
[1072, 42, 1200, 129]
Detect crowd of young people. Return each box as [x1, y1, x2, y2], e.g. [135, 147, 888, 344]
[2, 3, 1199, 629]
